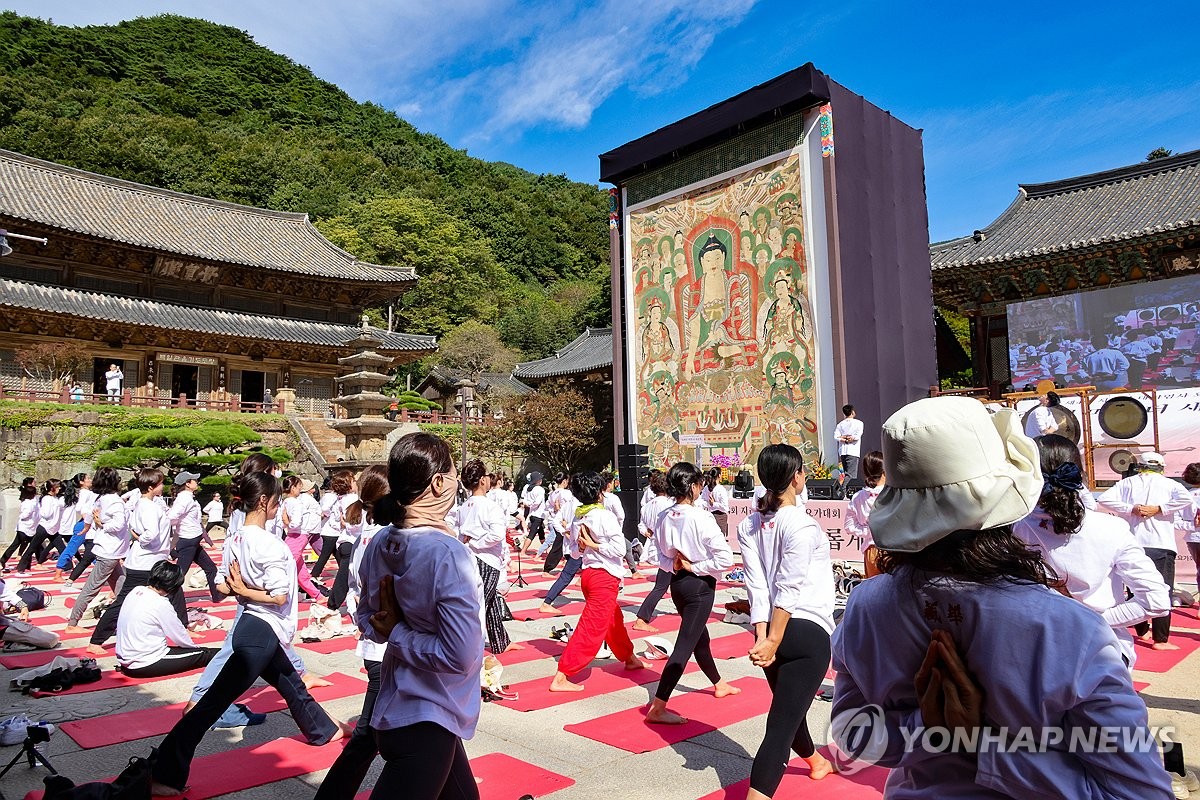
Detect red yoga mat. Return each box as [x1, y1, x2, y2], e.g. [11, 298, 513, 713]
[564, 676, 772, 753]
[351, 752, 575, 800]
[492, 637, 566, 667]
[695, 747, 888, 800]
[24, 734, 349, 800]
[1, 646, 100, 670]
[1131, 628, 1200, 673]
[499, 659, 671, 712]
[60, 671, 364, 749]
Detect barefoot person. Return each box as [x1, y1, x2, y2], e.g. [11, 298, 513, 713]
[456, 459, 520, 655]
[352, 433, 484, 800]
[645, 462, 738, 724]
[151, 470, 346, 795]
[738, 444, 835, 795]
[632, 470, 677, 632]
[831, 397, 1172, 798]
[63, 468, 129, 636]
[549, 472, 647, 692]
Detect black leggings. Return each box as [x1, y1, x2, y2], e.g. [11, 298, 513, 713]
[0, 532, 32, 568]
[315, 659, 381, 800]
[16, 526, 66, 571]
[654, 571, 721, 702]
[175, 537, 220, 602]
[542, 529, 565, 573]
[327, 542, 354, 611]
[1134, 547, 1175, 644]
[91, 566, 187, 645]
[749, 617, 832, 795]
[636, 568, 672, 623]
[153, 613, 339, 790]
[311, 535, 337, 579]
[371, 721, 478, 800]
[121, 646, 216, 678]
[527, 516, 545, 544]
[69, 540, 96, 581]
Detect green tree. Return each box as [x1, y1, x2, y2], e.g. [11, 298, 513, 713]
[434, 320, 522, 376]
[317, 198, 515, 336]
[93, 420, 290, 480]
[500, 380, 598, 472]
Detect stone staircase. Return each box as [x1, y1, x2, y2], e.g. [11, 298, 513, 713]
[291, 417, 347, 472]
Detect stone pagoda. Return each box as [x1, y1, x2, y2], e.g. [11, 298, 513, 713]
[329, 327, 401, 464]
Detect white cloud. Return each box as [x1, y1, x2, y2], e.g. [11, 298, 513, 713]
[6, 0, 760, 139]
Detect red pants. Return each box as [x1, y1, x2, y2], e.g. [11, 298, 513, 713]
[557, 568, 635, 676]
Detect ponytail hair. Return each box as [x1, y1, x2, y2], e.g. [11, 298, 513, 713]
[230, 471, 279, 514]
[756, 444, 804, 514]
[42, 478, 62, 496]
[1035, 434, 1085, 535]
[356, 465, 390, 525]
[666, 462, 703, 502]
[375, 432, 452, 529]
[92, 467, 121, 496]
[282, 475, 302, 494]
[704, 467, 720, 490]
[239, 452, 277, 476]
[861, 451, 884, 489]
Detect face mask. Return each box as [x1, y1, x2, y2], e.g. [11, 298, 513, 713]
[272, 468, 282, 478]
[408, 472, 459, 525]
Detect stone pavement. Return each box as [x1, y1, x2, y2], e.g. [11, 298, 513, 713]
[1, 566, 1197, 800]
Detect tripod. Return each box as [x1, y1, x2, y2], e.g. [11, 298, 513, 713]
[512, 532, 529, 588]
[0, 726, 57, 781]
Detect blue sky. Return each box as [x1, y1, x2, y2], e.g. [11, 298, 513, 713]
[6, 0, 1200, 241]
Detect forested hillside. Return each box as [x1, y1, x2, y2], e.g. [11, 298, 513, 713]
[0, 12, 611, 358]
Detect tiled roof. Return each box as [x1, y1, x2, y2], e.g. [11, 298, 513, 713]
[0, 278, 435, 352]
[418, 366, 533, 396]
[0, 149, 415, 283]
[514, 328, 613, 380]
[931, 149, 1200, 270]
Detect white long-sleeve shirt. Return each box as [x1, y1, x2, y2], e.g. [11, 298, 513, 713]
[167, 489, 204, 540]
[737, 504, 835, 632]
[37, 494, 64, 533]
[125, 497, 172, 571]
[524, 485, 546, 519]
[700, 484, 731, 514]
[319, 491, 340, 537]
[91, 494, 130, 560]
[1177, 487, 1200, 544]
[116, 586, 196, 669]
[1014, 508, 1170, 667]
[835, 417, 864, 457]
[57, 502, 79, 537]
[203, 499, 224, 524]
[17, 498, 39, 535]
[350, 521, 387, 662]
[1023, 405, 1057, 438]
[656, 503, 734, 578]
[224, 523, 297, 644]
[1098, 472, 1194, 551]
[334, 493, 362, 546]
[844, 484, 882, 549]
[572, 506, 627, 578]
[455, 495, 507, 571]
[603, 491, 626, 527]
[77, 488, 97, 540]
[638, 494, 674, 542]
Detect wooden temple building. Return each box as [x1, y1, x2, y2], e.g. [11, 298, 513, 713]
[931, 149, 1200, 395]
[0, 149, 433, 413]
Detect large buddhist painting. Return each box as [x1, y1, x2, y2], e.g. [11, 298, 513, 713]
[630, 151, 820, 468]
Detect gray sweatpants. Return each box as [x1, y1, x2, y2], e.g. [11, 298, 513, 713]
[67, 556, 123, 626]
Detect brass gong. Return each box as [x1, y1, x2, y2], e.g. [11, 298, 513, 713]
[1097, 396, 1149, 440]
[1021, 405, 1081, 444]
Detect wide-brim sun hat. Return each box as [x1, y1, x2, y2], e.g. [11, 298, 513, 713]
[869, 396, 1043, 553]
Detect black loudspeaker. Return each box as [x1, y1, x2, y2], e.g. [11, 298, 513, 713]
[617, 443, 649, 468]
[732, 469, 755, 499]
[843, 479, 865, 498]
[619, 491, 641, 541]
[617, 443, 650, 494]
[806, 479, 838, 500]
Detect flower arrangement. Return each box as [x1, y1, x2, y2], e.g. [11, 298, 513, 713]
[807, 461, 834, 480]
[707, 453, 742, 484]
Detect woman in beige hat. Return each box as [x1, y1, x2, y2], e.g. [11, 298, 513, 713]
[830, 396, 1172, 799]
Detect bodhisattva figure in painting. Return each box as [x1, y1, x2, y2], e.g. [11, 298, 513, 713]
[685, 234, 749, 377]
[639, 298, 680, 384]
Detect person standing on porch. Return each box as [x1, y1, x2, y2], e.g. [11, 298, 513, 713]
[105, 363, 123, 403]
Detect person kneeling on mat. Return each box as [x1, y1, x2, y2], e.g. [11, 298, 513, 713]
[117, 561, 217, 678]
[0, 576, 59, 650]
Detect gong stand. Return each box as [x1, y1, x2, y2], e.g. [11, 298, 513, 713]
[1002, 385, 1097, 486]
[1082, 387, 1160, 489]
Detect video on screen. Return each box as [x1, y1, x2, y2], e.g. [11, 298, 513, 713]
[1007, 272, 1200, 391]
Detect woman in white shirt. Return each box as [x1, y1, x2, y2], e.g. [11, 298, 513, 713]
[456, 460, 514, 656]
[1014, 435, 1170, 669]
[633, 470, 676, 631]
[53, 472, 93, 580]
[646, 462, 738, 725]
[1181, 462, 1200, 570]
[153, 470, 346, 795]
[738, 444, 835, 796]
[843, 451, 884, 578]
[64, 468, 130, 634]
[549, 472, 647, 693]
[14, 478, 65, 574]
[281, 477, 328, 601]
[1, 481, 39, 571]
[89, 467, 185, 653]
[540, 472, 570, 573]
[117, 561, 217, 678]
[1023, 391, 1060, 439]
[326, 471, 362, 612]
[700, 467, 731, 536]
